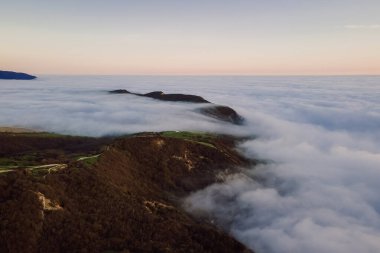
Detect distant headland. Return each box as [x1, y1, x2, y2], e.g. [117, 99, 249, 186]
[0, 70, 36, 80]
[109, 89, 245, 125]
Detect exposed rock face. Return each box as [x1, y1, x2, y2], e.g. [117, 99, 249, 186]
[109, 89, 244, 125]
[0, 70, 36, 80]
[199, 105, 245, 125]
[0, 132, 253, 253]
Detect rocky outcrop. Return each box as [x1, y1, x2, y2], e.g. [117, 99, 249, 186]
[0, 70, 36, 80]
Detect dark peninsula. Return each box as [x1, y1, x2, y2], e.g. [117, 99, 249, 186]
[0, 70, 36, 80]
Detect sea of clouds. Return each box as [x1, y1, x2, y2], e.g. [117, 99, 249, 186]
[1, 75, 380, 253]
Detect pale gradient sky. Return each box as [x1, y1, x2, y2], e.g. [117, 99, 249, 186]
[1, 0, 380, 75]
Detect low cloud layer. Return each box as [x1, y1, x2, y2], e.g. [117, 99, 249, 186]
[185, 113, 380, 253]
[0, 76, 245, 136]
[1, 75, 380, 253]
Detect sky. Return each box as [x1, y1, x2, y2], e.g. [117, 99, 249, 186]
[1, 0, 380, 75]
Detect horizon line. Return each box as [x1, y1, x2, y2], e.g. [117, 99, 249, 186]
[33, 73, 380, 77]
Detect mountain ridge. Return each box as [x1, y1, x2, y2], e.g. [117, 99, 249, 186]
[109, 89, 244, 125]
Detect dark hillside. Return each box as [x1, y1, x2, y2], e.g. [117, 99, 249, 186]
[0, 132, 253, 253]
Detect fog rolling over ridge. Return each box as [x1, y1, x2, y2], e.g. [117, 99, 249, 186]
[1, 76, 380, 253]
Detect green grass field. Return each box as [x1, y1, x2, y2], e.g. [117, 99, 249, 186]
[159, 131, 217, 148]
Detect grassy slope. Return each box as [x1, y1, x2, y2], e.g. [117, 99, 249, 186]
[0, 132, 111, 175]
[159, 131, 217, 148]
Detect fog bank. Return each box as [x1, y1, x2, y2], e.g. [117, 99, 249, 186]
[1, 75, 380, 253]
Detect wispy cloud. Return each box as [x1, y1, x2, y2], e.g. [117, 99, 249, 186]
[344, 24, 380, 29]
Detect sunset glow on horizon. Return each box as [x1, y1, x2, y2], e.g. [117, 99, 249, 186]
[1, 0, 380, 75]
